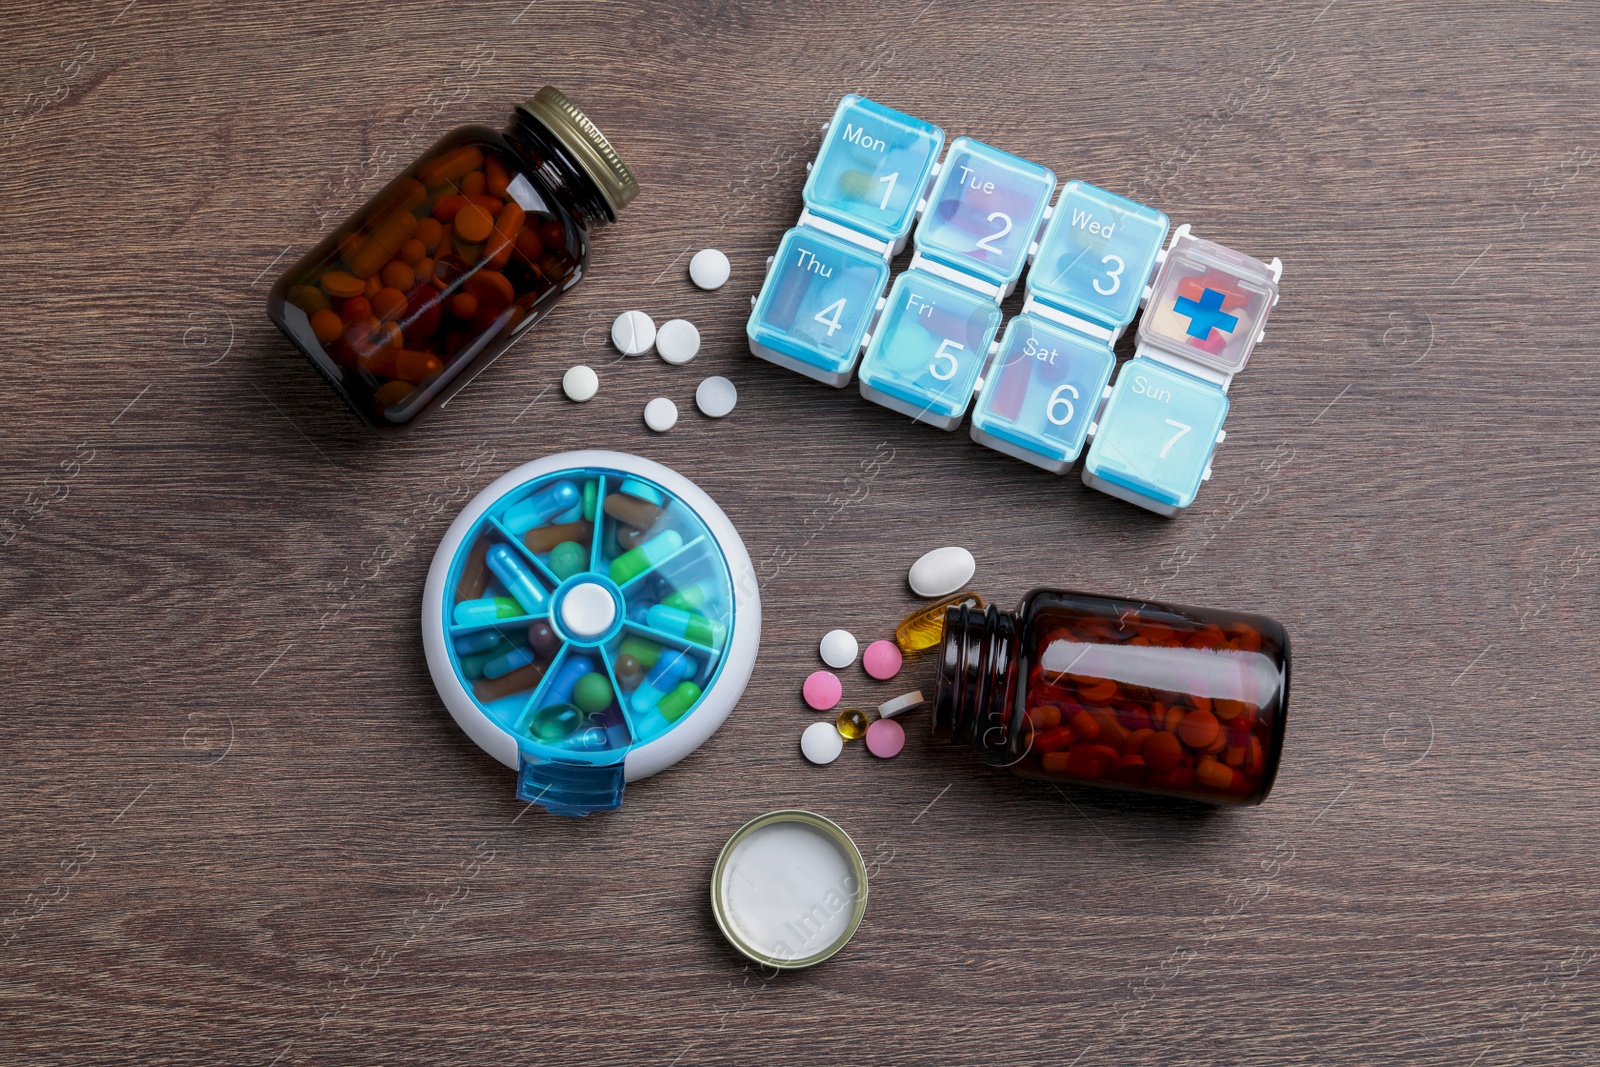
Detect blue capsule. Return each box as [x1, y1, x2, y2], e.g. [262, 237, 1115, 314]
[631, 649, 695, 715]
[452, 596, 523, 626]
[483, 645, 537, 680]
[454, 629, 505, 655]
[486, 544, 549, 614]
[646, 604, 726, 647]
[458, 641, 511, 679]
[502, 480, 580, 536]
[544, 655, 597, 707]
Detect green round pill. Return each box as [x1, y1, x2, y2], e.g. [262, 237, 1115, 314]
[549, 540, 588, 581]
[528, 702, 583, 742]
[572, 671, 614, 714]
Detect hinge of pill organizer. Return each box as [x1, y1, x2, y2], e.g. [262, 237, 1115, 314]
[516, 756, 627, 816]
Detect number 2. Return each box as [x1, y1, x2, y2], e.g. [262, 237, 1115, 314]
[876, 171, 898, 211]
[928, 338, 964, 381]
[813, 298, 846, 338]
[1159, 418, 1192, 459]
[1093, 254, 1125, 296]
[976, 212, 1012, 253]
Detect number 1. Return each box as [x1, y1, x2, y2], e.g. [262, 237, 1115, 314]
[876, 171, 898, 211]
[1159, 418, 1192, 459]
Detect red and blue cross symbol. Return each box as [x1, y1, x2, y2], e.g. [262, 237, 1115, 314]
[1173, 287, 1238, 340]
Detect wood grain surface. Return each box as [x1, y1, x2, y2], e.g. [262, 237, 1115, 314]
[4, 1, 1599, 1063]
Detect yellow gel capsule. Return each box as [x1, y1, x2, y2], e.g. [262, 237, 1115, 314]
[895, 591, 985, 654]
[836, 707, 870, 741]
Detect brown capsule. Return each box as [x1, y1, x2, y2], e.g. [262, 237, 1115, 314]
[616, 526, 650, 551]
[455, 534, 492, 603]
[523, 519, 593, 554]
[603, 493, 664, 530]
[614, 654, 645, 691]
[472, 661, 545, 703]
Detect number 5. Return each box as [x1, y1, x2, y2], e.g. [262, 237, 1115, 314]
[1159, 418, 1191, 459]
[928, 338, 964, 381]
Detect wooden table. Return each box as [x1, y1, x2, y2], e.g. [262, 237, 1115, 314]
[4, 2, 1597, 1063]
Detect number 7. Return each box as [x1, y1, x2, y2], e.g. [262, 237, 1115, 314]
[1159, 418, 1191, 459]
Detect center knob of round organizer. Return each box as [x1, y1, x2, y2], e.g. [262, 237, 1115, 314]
[560, 581, 617, 639]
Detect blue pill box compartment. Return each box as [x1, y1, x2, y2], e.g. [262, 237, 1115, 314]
[1028, 180, 1170, 332]
[442, 467, 737, 765]
[969, 313, 1117, 474]
[857, 269, 1004, 430]
[1081, 357, 1229, 516]
[747, 226, 891, 387]
[802, 94, 945, 251]
[913, 136, 1057, 295]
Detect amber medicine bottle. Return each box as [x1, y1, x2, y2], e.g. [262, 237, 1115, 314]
[933, 589, 1290, 805]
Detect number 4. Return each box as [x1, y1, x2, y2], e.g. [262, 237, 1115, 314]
[813, 298, 846, 337]
[1159, 418, 1191, 459]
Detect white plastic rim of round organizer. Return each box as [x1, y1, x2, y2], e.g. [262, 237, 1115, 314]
[560, 581, 617, 639]
[421, 450, 763, 783]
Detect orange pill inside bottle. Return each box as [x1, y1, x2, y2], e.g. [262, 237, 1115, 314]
[267, 87, 637, 430]
[934, 590, 1290, 807]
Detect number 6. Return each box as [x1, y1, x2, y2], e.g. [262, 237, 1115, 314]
[1046, 384, 1078, 425]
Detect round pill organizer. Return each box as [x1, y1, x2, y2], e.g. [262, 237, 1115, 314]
[422, 450, 760, 816]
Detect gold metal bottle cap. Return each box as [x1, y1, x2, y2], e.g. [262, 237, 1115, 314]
[518, 86, 639, 216]
[711, 810, 868, 969]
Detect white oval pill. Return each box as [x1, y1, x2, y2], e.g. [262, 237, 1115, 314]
[801, 721, 844, 765]
[656, 319, 701, 365]
[611, 310, 656, 356]
[819, 629, 858, 669]
[695, 375, 737, 418]
[908, 546, 976, 598]
[644, 397, 678, 432]
[561, 364, 598, 402]
[689, 248, 731, 290]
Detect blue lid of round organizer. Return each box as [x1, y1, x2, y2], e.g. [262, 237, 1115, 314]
[422, 452, 759, 817]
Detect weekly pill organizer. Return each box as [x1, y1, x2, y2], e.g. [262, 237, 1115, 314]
[748, 95, 1283, 517]
[422, 451, 761, 816]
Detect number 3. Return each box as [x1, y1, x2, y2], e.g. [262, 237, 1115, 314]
[1094, 254, 1125, 296]
[928, 338, 964, 381]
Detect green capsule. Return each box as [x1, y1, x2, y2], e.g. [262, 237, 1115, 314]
[658, 681, 702, 723]
[609, 531, 683, 585]
[582, 479, 598, 522]
[617, 636, 663, 668]
[459, 641, 511, 679]
[662, 581, 711, 612]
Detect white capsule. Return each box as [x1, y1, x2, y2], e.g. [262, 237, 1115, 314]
[908, 546, 976, 598]
[656, 318, 701, 365]
[819, 629, 858, 669]
[695, 375, 737, 418]
[611, 310, 656, 356]
[801, 721, 844, 765]
[688, 248, 731, 290]
[561, 365, 598, 402]
[644, 397, 678, 432]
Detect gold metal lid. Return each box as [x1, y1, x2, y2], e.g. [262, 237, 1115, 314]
[518, 86, 639, 216]
[711, 810, 868, 969]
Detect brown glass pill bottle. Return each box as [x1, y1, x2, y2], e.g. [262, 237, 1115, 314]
[934, 590, 1290, 806]
[267, 86, 637, 429]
